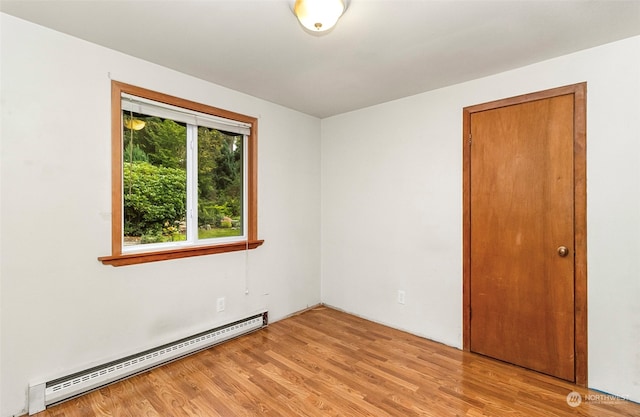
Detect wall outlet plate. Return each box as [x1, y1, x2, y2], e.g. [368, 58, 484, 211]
[217, 297, 225, 312]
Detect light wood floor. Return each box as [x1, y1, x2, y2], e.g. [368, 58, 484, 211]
[37, 306, 639, 416]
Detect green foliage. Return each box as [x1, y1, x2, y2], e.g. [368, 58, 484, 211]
[124, 115, 186, 169]
[144, 118, 187, 168]
[162, 220, 181, 239]
[198, 202, 234, 228]
[198, 130, 243, 226]
[122, 111, 244, 240]
[140, 231, 163, 244]
[198, 227, 242, 240]
[124, 144, 149, 163]
[123, 162, 187, 236]
[140, 222, 187, 244]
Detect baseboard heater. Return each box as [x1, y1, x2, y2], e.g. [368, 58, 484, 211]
[28, 311, 268, 415]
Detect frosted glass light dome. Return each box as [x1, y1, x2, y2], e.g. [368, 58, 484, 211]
[294, 0, 346, 32]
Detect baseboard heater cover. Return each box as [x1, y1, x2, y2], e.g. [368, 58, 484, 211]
[28, 311, 268, 415]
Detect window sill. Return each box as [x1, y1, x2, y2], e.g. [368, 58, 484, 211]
[99, 240, 264, 267]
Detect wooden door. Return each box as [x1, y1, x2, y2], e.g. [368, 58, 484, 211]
[462, 84, 587, 384]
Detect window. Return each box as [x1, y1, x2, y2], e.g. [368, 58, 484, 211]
[99, 81, 262, 266]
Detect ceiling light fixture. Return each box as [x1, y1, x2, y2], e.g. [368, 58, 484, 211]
[293, 0, 346, 33]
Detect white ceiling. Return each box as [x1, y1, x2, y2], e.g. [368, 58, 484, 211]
[2, 0, 640, 118]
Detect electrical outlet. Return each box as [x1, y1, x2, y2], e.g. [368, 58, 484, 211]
[397, 290, 406, 305]
[216, 297, 225, 312]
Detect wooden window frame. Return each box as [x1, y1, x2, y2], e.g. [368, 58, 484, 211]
[99, 81, 263, 267]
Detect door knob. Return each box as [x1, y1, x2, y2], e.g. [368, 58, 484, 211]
[557, 246, 569, 257]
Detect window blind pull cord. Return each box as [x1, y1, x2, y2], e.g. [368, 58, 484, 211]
[245, 238, 250, 295]
[126, 102, 135, 195]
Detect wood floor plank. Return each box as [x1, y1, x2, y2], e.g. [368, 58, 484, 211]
[36, 306, 640, 416]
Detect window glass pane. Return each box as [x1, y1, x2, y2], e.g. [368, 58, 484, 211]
[198, 126, 244, 240]
[122, 111, 187, 246]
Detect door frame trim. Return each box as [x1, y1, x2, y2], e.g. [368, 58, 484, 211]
[462, 83, 587, 386]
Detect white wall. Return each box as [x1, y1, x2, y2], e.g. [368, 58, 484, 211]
[0, 14, 321, 416]
[0, 14, 4, 415]
[321, 36, 640, 401]
[2, 11, 639, 417]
